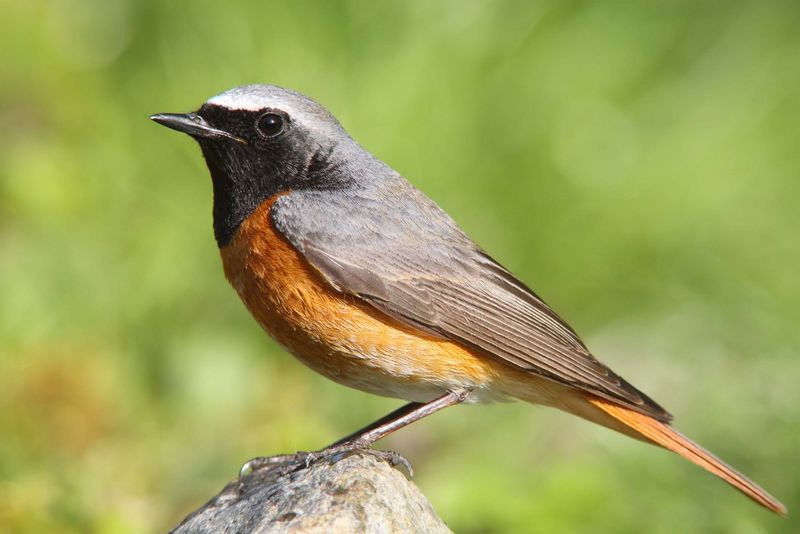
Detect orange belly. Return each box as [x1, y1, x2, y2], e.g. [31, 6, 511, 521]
[219, 195, 507, 402]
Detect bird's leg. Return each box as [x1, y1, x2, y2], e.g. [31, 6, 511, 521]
[327, 400, 428, 447]
[240, 388, 471, 478]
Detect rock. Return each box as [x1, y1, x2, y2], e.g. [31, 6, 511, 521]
[170, 451, 452, 534]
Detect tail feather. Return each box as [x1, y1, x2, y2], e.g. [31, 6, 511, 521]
[587, 395, 786, 516]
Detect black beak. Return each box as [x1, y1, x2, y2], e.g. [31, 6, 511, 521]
[149, 112, 246, 144]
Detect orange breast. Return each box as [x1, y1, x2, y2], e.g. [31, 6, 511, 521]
[219, 195, 502, 402]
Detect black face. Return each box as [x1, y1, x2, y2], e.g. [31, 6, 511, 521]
[151, 96, 351, 247]
[171, 104, 336, 247]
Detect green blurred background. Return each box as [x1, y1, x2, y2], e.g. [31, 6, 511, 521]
[1, 1, 798, 532]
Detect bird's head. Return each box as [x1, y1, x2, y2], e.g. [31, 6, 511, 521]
[151, 84, 354, 245]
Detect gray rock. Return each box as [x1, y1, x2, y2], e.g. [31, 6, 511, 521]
[171, 451, 452, 534]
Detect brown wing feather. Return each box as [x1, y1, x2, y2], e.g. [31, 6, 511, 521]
[302, 239, 671, 422]
[272, 187, 672, 422]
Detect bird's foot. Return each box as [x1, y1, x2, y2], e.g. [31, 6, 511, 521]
[238, 441, 413, 480]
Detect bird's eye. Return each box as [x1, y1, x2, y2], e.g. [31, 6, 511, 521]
[256, 112, 285, 138]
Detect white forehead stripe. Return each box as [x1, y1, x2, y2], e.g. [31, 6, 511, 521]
[206, 85, 278, 111]
[205, 84, 342, 135]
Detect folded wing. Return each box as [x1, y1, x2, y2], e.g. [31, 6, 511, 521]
[271, 184, 671, 421]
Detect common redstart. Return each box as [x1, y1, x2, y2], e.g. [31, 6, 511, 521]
[151, 84, 785, 514]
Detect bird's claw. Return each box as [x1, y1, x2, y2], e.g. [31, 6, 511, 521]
[238, 443, 413, 480]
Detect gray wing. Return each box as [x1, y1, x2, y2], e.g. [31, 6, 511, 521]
[272, 183, 671, 422]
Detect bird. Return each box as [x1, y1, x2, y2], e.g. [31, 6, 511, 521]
[150, 84, 785, 515]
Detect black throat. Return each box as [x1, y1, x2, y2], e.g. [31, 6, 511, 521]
[195, 104, 351, 247]
[199, 139, 283, 247]
[194, 105, 288, 247]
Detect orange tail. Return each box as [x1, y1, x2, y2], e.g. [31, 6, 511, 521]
[587, 395, 786, 515]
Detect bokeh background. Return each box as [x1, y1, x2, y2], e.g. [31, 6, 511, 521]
[2, 1, 799, 532]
